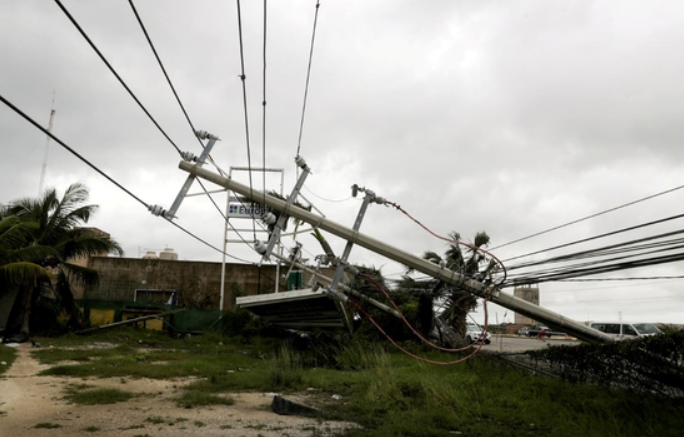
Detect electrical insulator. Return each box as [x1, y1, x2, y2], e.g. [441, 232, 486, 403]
[181, 151, 196, 162]
[148, 204, 167, 217]
[351, 184, 359, 197]
[295, 155, 308, 170]
[262, 212, 277, 225]
[195, 130, 218, 140]
[254, 240, 267, 255]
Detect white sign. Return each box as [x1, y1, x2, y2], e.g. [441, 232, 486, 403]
[228, 196, 268, 219]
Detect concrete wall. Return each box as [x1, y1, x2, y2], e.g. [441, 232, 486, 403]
[82, 256, 334, 310]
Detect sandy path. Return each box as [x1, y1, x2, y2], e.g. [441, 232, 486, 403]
[0, 344, 357, 436]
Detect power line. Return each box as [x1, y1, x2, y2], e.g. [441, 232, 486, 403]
[235, 0, 257, 240]
[502, 212, 684, 263]
[303, 186, 353, 203]
[557, 275, 684, 282]
[491, 183, 684, 251]
[195, 179, 258, 250]
[502, 231, 684, 284]
[163, 218, 251, 263]
[506, 230, 684, 272]
[0, 93, 252, 264]
[295, 0, 321, 158]
[262, 0, 268, 208]
[53, 0, 183, 157]
[0, 93, 148, 209]
[128, 0, 246, 246]
[127, 0, 207, 154]
[503, 251, 684, 286]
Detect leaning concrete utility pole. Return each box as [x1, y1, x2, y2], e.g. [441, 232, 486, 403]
[178, 160, 614, 344]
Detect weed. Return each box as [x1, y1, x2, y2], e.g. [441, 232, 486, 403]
[194, 420, 206, 427]
[145, 416, 165, 425]
[120, 424, 145, 430]
[220, 424, 233, 429]
[64, 387, 133, 405]
[34, 422, 61, 429]
[176, 390, 235, 408]
[268, 344, 304, 389]
[82, 426, 100, 432]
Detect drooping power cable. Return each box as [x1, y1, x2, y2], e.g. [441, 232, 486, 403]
[491, 183, 684, 251]
[235, 0, 257, 240]
[295, 0, 321, 159]
[0, 93, 252, 264]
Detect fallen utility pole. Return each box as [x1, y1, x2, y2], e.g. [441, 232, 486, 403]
[179, 161, 613, 344]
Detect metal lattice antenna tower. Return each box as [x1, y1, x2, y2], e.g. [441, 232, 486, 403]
[38, 92, 56, 195]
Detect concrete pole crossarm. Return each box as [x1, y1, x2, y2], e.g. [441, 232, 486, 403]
[178, 161, 613, 344]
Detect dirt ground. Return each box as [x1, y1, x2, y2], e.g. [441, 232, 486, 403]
[0, 343, 358, 436]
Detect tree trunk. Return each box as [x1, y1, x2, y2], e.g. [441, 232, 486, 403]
[20, 282, 36, 335]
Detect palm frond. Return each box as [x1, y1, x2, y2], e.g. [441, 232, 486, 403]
[59, 262, 100, 287]
[0, 261, 53, 287]
[422, 250, 443, 265]
[0, 245, 59, 265]
[55, 234, 124, 260]
[472, 231, 490, 248]
[0, 218, 37, 253]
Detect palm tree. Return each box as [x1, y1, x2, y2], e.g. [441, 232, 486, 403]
[400, 231, 495, 339]
[5, 183, 123, 335]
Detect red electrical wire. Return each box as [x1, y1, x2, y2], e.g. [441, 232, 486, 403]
[385, 201, 507, 283]
[360, 274, 490, 353]
[348, 295, 488, 365]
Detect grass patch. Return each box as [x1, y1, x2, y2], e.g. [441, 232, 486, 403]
[0, 344, 17, 375]
[34, 422, 61, 429]
[176, 390, 235, 408]
[82, 426, 100, 432]
[65, 387, 134, 405]
[145, 416, 165, 425]
[32, 326, 684, 437]
[37, 328, 272, 380]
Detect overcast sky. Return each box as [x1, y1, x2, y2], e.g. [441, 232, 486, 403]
[2, 0, 684, 325]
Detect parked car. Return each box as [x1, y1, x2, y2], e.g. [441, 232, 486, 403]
[589, 322, 661, 340]
[466, 324, 491, 344]
[526, 326, 566, 338]
[517, 327, 530, 336]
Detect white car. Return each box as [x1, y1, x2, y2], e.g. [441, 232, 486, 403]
[589, 322, 661, 340]
[465, 324, 491, 344]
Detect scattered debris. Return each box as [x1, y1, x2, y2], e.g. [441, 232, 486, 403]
[271, 395, 322, 417]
